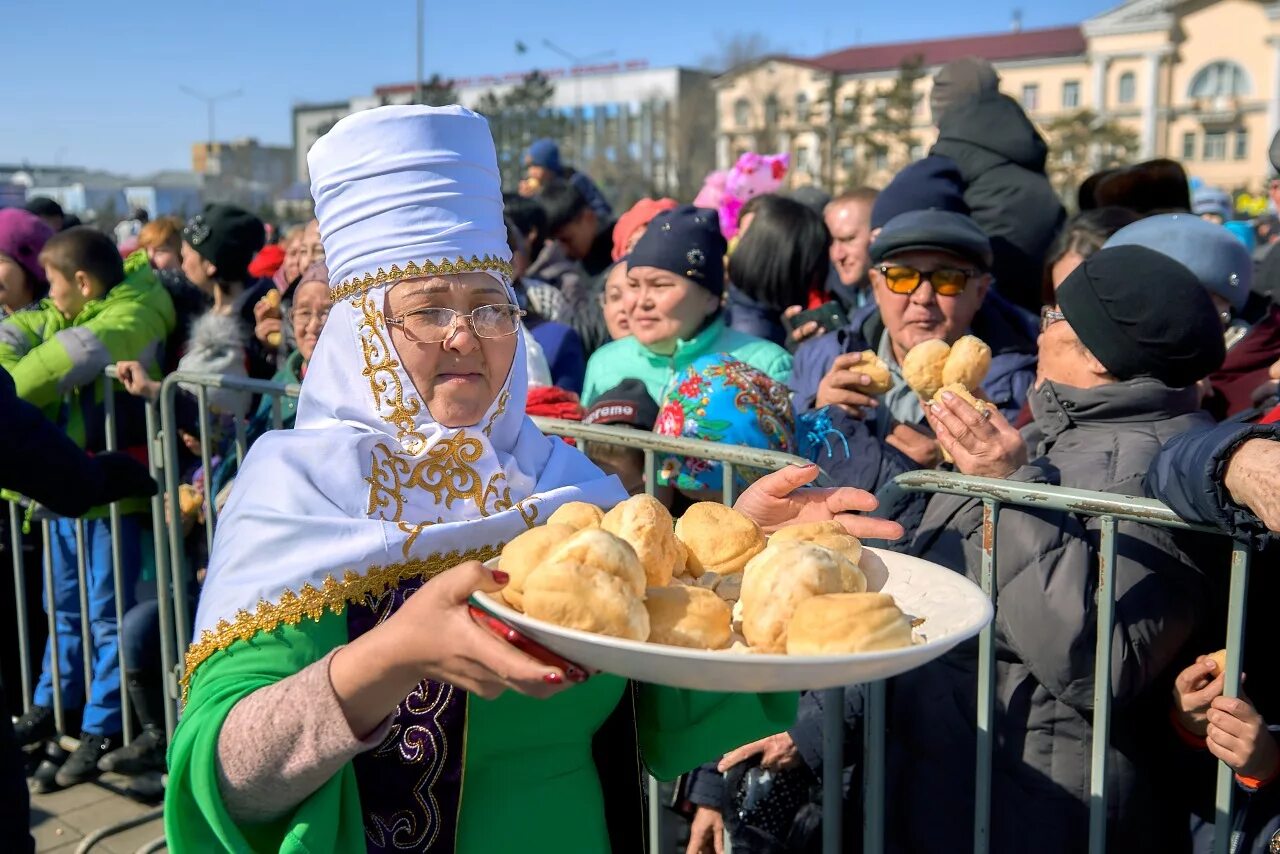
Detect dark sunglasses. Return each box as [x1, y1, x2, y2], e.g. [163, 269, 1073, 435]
[878, 265, 976, 297]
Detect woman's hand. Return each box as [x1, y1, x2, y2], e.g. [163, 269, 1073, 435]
[781, 306, 821, 345]
[1172, 656, 1227, 737]
[924, 391, 1027, 479]
[253, 296, 283, 348]
[1206, 693, 1279, 781]
[734, 463, 904, 541]
[685, 806, 725, 854]
[115, 360, 160, 401]
[718, 732, 800, 773]
[330, 561, 573, 738]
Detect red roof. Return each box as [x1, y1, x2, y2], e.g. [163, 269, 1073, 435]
[811, 25, 1086, 74]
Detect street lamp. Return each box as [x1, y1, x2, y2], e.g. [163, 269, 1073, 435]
[179, 86, 243, 149]
[542, 40, 615, 161]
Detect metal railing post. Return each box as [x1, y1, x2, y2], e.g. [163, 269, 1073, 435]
[143, 399, 179, 740]
[102, 372, 132, 743]
[42, 519, 64, 735]
[195, 385, 217, 556]
[973, 500, 1000, 854]
[9, 502, 32, 711]
[862, 681, 887, 854]
[822, 686, 845, 853]
[1212, 541, 1252, 854]
[73, 518, 93, 703]
[1088, 516, 1119, 853]
[159, 379, 193, 674]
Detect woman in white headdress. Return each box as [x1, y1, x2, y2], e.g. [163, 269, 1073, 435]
[163, 105, 901, 853]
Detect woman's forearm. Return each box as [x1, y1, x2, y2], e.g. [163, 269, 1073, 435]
[216, 649, 393, 824]
[329, 621, 425, 739]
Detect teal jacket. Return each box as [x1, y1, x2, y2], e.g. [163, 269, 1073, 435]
[581, 316, 792, 407]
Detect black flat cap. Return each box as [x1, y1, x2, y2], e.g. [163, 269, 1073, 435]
[869, 209, 993, 270]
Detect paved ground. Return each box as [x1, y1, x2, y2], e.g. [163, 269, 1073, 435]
[30, 775, 165, 854]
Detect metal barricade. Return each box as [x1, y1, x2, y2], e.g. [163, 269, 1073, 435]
[5, 365, 1260, 854]
[879, 470, 1253, 854]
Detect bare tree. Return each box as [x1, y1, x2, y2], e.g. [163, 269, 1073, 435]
[1043, 109, 1140, 204]
[701, 32, 777, 73]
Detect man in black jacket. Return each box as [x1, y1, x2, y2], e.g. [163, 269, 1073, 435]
[0, 368, 157, 852]
[930, 59, 1066, 314]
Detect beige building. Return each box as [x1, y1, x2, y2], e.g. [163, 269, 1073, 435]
[715, 0, 1280, 195]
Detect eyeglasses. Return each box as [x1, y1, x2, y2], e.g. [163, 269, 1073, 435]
[291, 307, 331, 330]
[878, 265, 976, 297]
[1039, 305, 1066, 332]
[385, 303, 525, 342]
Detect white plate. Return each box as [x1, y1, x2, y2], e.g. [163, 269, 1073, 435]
[472, 547, 993, 692]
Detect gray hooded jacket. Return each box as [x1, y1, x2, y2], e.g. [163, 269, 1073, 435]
[886, 378, 1214, 852]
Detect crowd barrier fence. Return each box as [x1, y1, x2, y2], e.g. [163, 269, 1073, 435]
[0, 369, 1255, 854]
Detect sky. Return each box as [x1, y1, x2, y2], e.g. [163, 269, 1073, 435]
[0, 0, 1117, 176]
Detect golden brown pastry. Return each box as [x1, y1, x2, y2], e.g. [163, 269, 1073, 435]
[523, 562, 650, 641]
[767, 522, 867, 592]
[540, 528, 647, 597]
[644, 586, 733, 649]
[601, 494, 683, 587]
[497, 523, 576, 611]
[739, 543, 850, 653]
[849, 350, 893, 395]
[674, 502, 766, 578]
[901, 338, 951, 400]
[942, 335, 992, 391]
[546, 501, 605, 531]
[928, 383, 989, 414]
[785, 593, 913, 655]
[1207, 648, 1228, 672]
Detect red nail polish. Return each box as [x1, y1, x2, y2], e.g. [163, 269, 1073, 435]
[543, 672, 563, 685]
[491, 569, 510, 585]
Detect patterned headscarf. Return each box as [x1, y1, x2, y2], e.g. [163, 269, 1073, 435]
[653, 353, 795, 492]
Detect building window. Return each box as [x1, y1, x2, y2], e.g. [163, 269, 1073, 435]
[796, 145, 811, 173]
[1235, 126, 1249, 160]
[1204, 129, 1228, 161]
[1189, 61, 1252, 99]
[1118, 72, 1136, 105]
[764, 95, 779, 126]
[796, 93, 810, 124]
[841, 96, 857, 117]
[1182, 131, 1197, 160]
[873, 95, 888, 114]
[841, 145, 855, 169]
[1062, 80, 1080, 109]
[734, 98, 750, 128]
[1021, 84, 1039, 112]
[912, 93, 924, 117]
[872, 147, 888, 171]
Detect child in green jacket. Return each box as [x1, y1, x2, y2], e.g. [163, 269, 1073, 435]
[0, 228, 174, 791]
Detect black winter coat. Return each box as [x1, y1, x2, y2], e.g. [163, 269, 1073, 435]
[931, 94, 1066, 313]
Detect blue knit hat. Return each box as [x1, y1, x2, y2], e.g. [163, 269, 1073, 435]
[628, 205, 727, 297]
[525, 138, 562, 172]
[870, 155, 970, 230]
[1104, 213, 1251, 311]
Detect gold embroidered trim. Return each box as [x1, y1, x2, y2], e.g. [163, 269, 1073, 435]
[482, 388, 509, 438]
[181, 543, 503, 700]
[357, 296, 429, 454]
[330, 255, 514, 302]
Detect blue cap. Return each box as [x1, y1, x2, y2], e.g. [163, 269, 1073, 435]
[1104, 213, 1251, 312]
[1191, 186, 1233, 221]
[869, 209, 993, 270]
[525, 138, 562, 172]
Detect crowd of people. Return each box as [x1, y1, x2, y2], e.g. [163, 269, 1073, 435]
[1, 55, 1279, 853]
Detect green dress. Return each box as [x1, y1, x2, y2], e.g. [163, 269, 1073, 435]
[165, 587, 796, 852]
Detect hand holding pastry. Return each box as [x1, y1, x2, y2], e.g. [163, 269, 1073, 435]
[814, 351, 884, 417]
[925, 389, 1027, 479]
[1206, 693, 1279, 782]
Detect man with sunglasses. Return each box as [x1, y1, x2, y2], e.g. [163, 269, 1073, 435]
[790, 209, 1038, 459]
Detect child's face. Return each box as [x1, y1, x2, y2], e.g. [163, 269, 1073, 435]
[44, 265, 87, 319]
